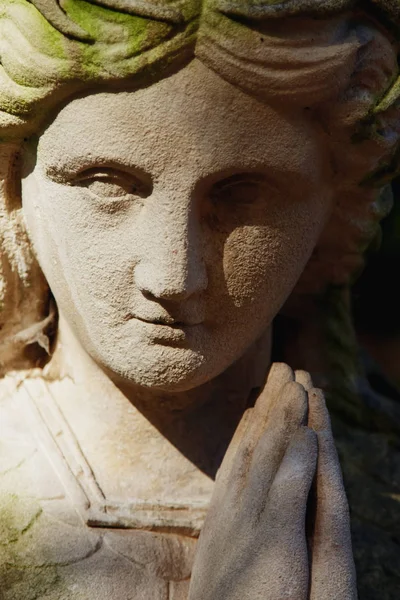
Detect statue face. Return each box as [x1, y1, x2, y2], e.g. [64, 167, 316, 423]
[21, 59, 333, 392]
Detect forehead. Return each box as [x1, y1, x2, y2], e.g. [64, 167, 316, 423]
[37, 59, 323, 181]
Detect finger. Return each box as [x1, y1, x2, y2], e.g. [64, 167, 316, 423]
[254, 362, 294, 420]
[308, 389, 347, 514]
[229, 364, 295, 479]
[241, 426, 284, 521]
[307, 387, 330, 431]
[258, 427, 318, 599]
[295, 369, 314, 392]
[214, 408, 252, 490]
[215, 365, 300, 507]
[195, 412, 255, 552]
[268, 380, 308, 431]
[241, 381, 308, 507]
[308, 389, 357, 600]
[246, 366, 300, 452]
[264, 426, 318, 530]
[246, 381, 309, 494]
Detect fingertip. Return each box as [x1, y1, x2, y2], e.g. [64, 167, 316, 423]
[255, 362, 295, 417]
[266, 363, 294, 392]
[283, 380, 308, 397]
[278, 381, 309, 426]
[295, 370, 314, 391]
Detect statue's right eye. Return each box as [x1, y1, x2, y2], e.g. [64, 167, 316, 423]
[73, 168, 151, 200]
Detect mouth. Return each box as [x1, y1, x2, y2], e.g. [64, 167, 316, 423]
[130, 315, 203, 328]
[126, 313, 204, 346]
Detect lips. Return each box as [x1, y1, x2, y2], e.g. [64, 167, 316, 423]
[129, 314, 203, 328]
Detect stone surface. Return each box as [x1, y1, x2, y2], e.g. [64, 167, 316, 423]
[0, 1, 399, 599]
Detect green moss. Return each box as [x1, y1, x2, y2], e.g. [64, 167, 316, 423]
[62, 0, 127, 39]
[61, 0, 173, 79]
[0, 493, 42, 545]
[0, 564, 60, 600]
[375, 76, 400, 114]
[6, 0, 67, 61]
[0, 492, 60, 600]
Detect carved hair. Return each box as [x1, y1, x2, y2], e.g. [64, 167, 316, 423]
[0, 0, 399, 371]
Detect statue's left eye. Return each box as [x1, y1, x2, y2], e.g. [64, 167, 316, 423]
[209, 173, 269, 206]
[75, 168, 150, 200]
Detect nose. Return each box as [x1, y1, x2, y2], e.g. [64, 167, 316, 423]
[134, 198, 208, 303]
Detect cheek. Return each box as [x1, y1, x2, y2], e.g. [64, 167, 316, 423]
[221, 210, 326, 314]
[222, 226, 281, 306]
[22, 177, 136, 316]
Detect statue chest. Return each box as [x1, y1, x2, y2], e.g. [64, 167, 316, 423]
[0, 378, 198, 600]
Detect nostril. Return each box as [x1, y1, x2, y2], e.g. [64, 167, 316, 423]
[136, 275, 187, 303]
[134, 254, 208, 302]
[138, 281, 199, 303]
[140, 288, 157, 301]
[142, 286, 190, 303]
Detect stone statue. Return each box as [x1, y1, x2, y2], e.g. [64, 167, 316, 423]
[0, 1, 399, 599]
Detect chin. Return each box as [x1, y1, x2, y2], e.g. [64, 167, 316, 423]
[93, 342, 221, 393]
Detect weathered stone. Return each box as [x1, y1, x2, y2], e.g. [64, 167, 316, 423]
[0, 1, 399, 599]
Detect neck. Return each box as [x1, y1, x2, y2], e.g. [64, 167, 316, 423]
[44, 314, 272, 480]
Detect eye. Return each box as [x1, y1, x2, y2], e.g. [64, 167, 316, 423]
[74, 168, 151, 200]
[209, 173, 268, 205]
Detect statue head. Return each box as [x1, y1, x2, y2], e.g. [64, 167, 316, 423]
[0, 0, 399, 392]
